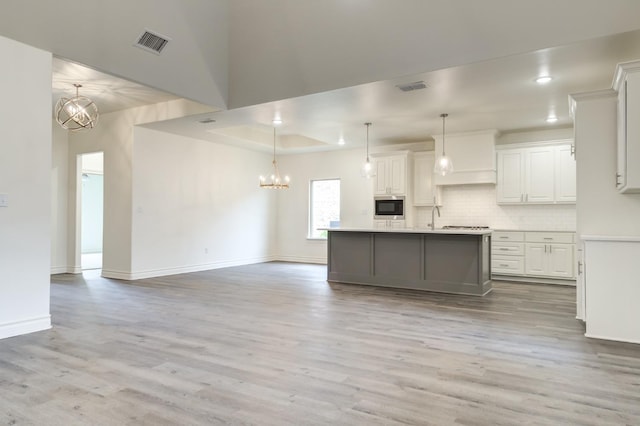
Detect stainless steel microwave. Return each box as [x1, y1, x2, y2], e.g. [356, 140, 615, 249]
[374, 196, 405, 220]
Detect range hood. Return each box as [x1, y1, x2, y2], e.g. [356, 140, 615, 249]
[433, 129, 499, 185]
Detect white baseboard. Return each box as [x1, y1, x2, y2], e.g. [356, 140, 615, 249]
[0, 315, 51, 340]
[276, 255, 327, 265]
[585, 332, 640, 345]
[104, 255, 279, 280]
[50, 266, 67, 275]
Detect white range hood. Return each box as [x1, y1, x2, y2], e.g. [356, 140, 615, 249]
[433, 129, 499, 185]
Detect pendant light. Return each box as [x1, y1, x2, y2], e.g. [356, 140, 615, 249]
[434, 113, 454, 176]
[55, 84, 99, 131]
[259, 127, 290, 189]
[361, 122, 376, 178]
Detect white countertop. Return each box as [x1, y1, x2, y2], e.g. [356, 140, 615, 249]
[493, 229, 576, 233]
[323, 227, 492, 235]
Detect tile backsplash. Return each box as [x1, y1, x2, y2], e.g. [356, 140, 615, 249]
[415, 184, 576, 231]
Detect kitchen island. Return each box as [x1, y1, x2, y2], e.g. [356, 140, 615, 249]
[326, 228, 492, 296]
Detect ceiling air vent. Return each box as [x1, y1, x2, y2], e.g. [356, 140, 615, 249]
[134, 30, 170, 55]
[396, 81, 428, 92]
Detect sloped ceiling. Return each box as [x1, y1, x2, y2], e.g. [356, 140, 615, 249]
[0, 0, 228, 109]
[228, 0, 640, 108]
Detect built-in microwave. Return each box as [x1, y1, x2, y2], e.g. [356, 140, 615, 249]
[374, 196, 405, 220]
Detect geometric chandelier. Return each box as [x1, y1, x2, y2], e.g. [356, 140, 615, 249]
[55, 83, 99, 131]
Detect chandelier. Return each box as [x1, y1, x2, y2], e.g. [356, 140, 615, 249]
[55, 84, 99, 131]
[259, 127, 290, 189]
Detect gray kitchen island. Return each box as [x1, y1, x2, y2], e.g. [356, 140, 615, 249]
[326, 228, 492, 296]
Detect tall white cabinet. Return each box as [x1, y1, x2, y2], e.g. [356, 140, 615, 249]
[613, 60, 640, 193]
[496, 141, 575, 204]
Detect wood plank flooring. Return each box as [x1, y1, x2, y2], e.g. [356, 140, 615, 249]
[1, 262, 639, 425]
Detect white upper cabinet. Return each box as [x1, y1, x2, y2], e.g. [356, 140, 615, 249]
[613, 60, 640, 193]
[554, 144, 577, 202]
[433, 130, 498, 186]
[372, 153, 407, 195]
[497, 142, 575, 204]
[412, 152, 441, 206]
[496, 149, 525, 203]
[524, 146, 555, 203]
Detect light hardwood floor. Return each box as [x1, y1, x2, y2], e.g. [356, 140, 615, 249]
[1, 262, 639, 425]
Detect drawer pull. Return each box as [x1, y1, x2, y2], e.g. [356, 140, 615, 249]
[499, 236, 509, 239]
[499, 248, 510, 251]
[543, 237, 553, 240]
[499, 264, 510, 267]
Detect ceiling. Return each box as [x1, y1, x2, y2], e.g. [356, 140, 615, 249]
[144, 29, 640, 153]
[36, 1, 640, 154]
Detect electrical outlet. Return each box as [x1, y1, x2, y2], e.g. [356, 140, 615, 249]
[0, 194, 8, 207]
[204, 248, 209, 254]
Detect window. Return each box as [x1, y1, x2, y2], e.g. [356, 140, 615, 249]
[309, 179, 340, 239]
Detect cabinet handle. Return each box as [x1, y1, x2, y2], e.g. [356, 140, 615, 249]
[543, 237, 553, 240]
[570, 145, 575, 157]
[544, 245, 547, 253]
[499, 248, 510, 251]
[578, 261, 583, 275]
[549, 245, 552, 253]
[499, 236, 509, 239]
[616, 173, 622, 187]
[499, 264, 509, 268]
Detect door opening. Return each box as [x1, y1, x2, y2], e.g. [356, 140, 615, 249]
[80, 152, 104, 271]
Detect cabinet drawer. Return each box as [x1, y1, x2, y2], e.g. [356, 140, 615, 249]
[492, 231, 525, 242]
[492, 256, 525, 274]
[525, 232, 574, 244]
[492, 242, 524, 256]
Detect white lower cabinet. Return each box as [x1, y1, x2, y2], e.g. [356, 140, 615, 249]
[492, 231, 575, 282]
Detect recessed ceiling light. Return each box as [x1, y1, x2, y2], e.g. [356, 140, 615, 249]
[535, 76, 553, 84]
[546, 115, 558, 123]
[338, 137, 345, 146]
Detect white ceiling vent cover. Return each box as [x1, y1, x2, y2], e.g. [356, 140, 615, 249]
[134, 29, 171, 55]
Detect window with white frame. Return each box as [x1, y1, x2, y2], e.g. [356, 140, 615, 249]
[309, 179, 340, 239]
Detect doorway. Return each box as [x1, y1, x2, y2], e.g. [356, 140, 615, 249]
[80, 152, 104, 271]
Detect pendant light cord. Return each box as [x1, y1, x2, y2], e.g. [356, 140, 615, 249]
[441, 113, 448, 156]
[273, 127, 277, 164]
[365, 122, 371, 162]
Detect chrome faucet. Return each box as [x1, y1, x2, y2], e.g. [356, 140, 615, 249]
[430, 197, 440, 229]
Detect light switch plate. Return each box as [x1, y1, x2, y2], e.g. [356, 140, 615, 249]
[0, 194, 8, 207]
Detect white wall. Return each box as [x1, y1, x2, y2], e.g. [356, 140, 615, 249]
[276, 148, 374, 263]
[51, 122, 69, 274]
[0, 35, 52, 339]
[573, 91, 640, 237]
[66, 99, 213, 277]
[415, 184, 576, 231]
[129, 127, 277, 279]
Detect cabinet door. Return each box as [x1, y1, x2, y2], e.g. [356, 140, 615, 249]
[554, 145, 576, 203]
[525, 243, 547, 276]
[413, 153, 437, 205]
[525, 147, 555, 203]
[373, 158, 389, 195]
[497, 150, 524, 203]
[388, 155, 406, 194]
[548, 244, 574, 278]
